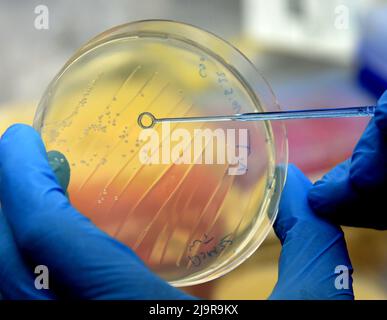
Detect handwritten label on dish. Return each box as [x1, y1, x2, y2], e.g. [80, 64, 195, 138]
[187, 234, 233, 267]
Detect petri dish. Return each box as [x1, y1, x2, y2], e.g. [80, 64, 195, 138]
[33, 20, 288, 286]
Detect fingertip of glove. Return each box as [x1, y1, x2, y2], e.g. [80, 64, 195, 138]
[308, 160, 352, 215]
[1, 123, 40, 141]
[308, 176, 340, 217]
[285, 164, 312, 190]
[375, 89, 387, 132]
[0, 124, 45, 161]
[0, 124, 66, 211]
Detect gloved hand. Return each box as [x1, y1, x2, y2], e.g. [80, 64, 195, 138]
[270, 165, 354, 300]
[308, 90, 387, 230]
[0, 124, 193, 300]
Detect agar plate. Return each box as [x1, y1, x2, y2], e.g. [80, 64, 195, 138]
[34, 20, 288, 286]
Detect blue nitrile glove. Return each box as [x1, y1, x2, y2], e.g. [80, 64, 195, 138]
[0, 124, 193, 300]
[270, 165, 354, 300]
[308, 90, 387, 230]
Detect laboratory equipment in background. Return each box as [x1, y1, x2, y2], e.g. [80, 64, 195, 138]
[243, 0, 380, 64]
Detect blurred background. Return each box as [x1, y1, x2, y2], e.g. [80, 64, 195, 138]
[0, 0, 386, 299]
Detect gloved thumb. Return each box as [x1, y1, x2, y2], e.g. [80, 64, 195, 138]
[0, 124, 190, 299]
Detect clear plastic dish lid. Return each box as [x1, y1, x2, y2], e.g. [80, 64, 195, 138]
[34, 20, 288, 286]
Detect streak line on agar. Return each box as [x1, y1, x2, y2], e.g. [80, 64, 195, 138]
[112, 104, 202, 240]
[77, 141, 122, 192]
[44, 72, 104, 128]
[196, 173, 236, 247]
[116, 112, 209, 241]
[157, 187, 187, 266]
[114, 65, 143, 98]
[132, 162, 198, 254]
[104, 100, 195, 235]
[177, 166, 231, 269]
[77, 80, 170, 192]
[180, 171, 233, 269]
[101, 97, 192, 200]
[134, 154, 213, 260]
[69, 65, 142, 161]
[130, 129, 215, 251]
[101, 97, 188, 199]
[118, 71, 158, 115]
[73, 64, 139, 145]
[164, 176, 203, 267]
[152, 162, 202, 266]
[197, 175, 237, 263]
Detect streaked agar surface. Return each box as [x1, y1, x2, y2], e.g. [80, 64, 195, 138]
[34, 20, 287, 286]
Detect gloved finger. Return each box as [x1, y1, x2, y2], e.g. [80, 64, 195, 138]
[374, 89, 387, 133]
[270, 165, 354, 300]
[308, 91, 387, 229]
[308, 160, 357, 224]
[0, 124, 191, 299]
[350, 91, 387, 190]
[0, 210, 56, 299]
[273, 164, 316, 243]
[0, 149, 69, 299]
